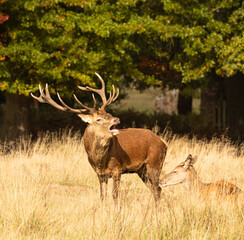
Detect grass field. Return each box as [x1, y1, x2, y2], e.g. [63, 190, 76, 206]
[0, 130, 243, 239]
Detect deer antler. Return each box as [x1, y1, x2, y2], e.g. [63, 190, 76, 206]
[31, 84, 95, 114]
[73, 93, 97, 111]
[31, 73, 119, 114]
[78, 72, 119, 110]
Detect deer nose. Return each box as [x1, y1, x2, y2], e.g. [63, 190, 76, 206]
[159, 182, 167, 187]
[114, 118, 120, 124]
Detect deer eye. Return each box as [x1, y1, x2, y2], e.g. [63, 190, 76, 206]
[173, 170, 177, 174]
[96, 118, 103, 123]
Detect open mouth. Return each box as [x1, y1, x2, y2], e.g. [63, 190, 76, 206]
[109, 125, 119, 135]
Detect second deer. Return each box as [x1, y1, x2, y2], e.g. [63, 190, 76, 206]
[160, 154, 241, 200]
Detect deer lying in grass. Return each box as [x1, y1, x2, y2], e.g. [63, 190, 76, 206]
[160, 154, 241, 200]
[31, 73, 167, 203]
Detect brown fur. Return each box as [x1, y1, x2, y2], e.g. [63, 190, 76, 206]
[83, 121, 167, 202]
[31, 75, 167, 203]
[160, 155, 241, 201]
[200, 180, 241, 200]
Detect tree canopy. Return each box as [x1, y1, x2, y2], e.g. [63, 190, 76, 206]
[0, 0, 243, 96]
[163, 0, 244, 82]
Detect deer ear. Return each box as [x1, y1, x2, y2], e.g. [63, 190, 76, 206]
[191, 155, 198, 164]
[78, 114, 93, 123]
[183, 154, 193, 169]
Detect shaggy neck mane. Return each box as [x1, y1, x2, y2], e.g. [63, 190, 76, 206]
[83, 125, 112, 166]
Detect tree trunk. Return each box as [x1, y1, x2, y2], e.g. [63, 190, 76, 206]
[200, 73, 244, 140]
[201, 82, 220, 129]
[200, 74, 225, 132]
[0, 93, 31, 141]
[224, 73, 244, 140]
[178, 93, 192, 115]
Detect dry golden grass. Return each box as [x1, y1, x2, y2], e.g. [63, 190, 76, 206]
[0, 130, 243, 239]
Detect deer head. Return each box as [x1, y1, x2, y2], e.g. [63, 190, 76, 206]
[160, 154, 198, 187]
[31, 73, 120, 136]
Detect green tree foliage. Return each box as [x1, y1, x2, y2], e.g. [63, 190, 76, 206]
[161, 0, 244, 82]
[0, 0, 167, 96]
[0, 0, 243, 95]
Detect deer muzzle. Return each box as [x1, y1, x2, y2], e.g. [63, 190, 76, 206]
[109, 118, 120, 135]
[113, 118, 120, 125]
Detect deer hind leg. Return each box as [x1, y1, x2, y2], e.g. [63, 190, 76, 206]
[98, 175, 108, 201]
[138, 165, 161, 202]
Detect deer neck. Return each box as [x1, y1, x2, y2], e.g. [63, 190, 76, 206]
[83, 125, 113, 167]
[182, 167, 206, 191]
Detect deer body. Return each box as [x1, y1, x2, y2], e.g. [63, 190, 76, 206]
[83, 123, 167, 201]
[160, 155, 241, 200]
[31, 73, 167, 202]
[84, 128, 165, 173]
[200, 180, 241, 198]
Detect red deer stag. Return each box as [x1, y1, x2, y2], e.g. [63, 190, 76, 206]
[31, 73, 167, 202]
[160, 154, 241, 200]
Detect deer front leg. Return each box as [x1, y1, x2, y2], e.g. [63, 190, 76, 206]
[98, 175, 108, 201]
[112, 174, 121, 204]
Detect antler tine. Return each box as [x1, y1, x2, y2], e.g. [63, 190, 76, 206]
[113, 88, 119, 102]
[104, 86, 120, 107]
[78, 73, 119, 111]
[31, 84, 66, 111]
[106, 91, 112, 105]
[44, 83, 51, 98]
[73, 94, 87, 109]
[92, 94, 97, 109]
[107, 85, 116, 105]
[78, 73, 107, 106]
[94, 72, 105, 91]
[100, 86, 120, 110]
[102, 89, 113, 108]
[30, 85, 46, 103]
[31, 84, 88, 114]
[73, 94, 96, 113]
[94, 73, 120, 109]
[56, 93, 87, 113]
[78, 86, 107, 105]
